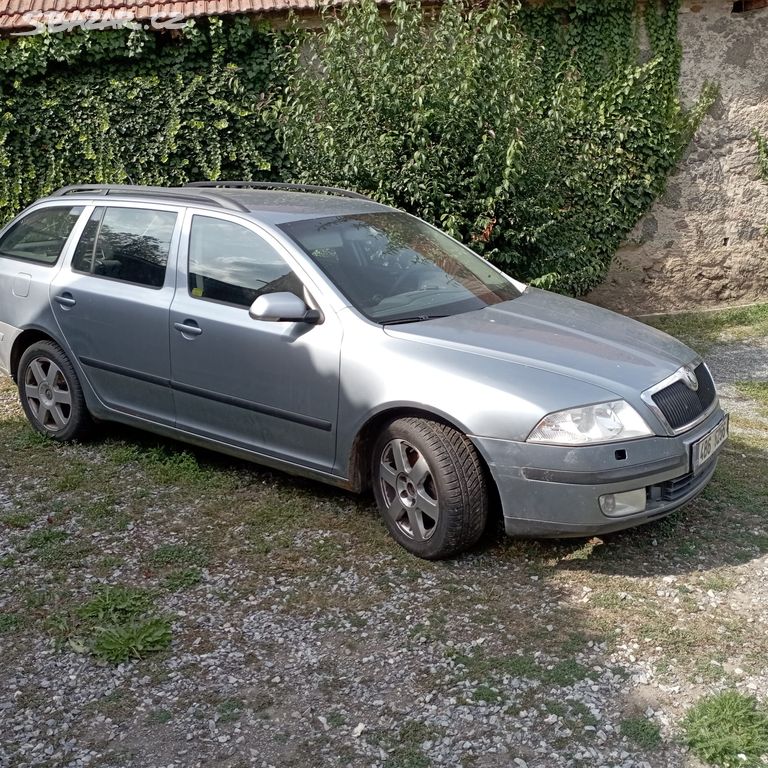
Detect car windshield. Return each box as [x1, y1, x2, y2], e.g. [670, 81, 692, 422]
[279, 212, 523, 323]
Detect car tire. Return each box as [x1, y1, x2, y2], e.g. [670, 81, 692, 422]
[18, 340, 91, 441]
[371, 417, 488, 559]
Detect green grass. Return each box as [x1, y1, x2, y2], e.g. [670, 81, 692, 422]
[620, 716, 662, 749]
[540, 659, 592, 686]
[381, 720, 440, 768]
[25, 528, 68, 550]
[2, 512, 35, 529]
[104, 441, 236, 490]
[450, 650, 591, 687]
[644, 302, 768, 352]
[144, 544, 208, 568]
[0, 612, 23, 633]
[216, 698, 244, 723]
[734, 382, 768, 417]
[682, 691, 768, 768]
[21, 527, 95, 567]
[146, 708, 173, 725]
[451, 651, 539, 680]
[472, 684, 501, 703]
[163, 567, 203, 591]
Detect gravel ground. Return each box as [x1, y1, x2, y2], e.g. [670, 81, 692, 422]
[1, 335, 767, 768]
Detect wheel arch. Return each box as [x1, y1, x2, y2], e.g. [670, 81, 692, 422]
[10, 327, 60, 382]
[346, 405, 499, 504]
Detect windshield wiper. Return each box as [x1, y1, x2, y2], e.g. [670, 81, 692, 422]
[380, 314, 449, 326]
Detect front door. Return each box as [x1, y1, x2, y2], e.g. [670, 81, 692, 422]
[169, 211, 342, 472]
[51, 203, 181, 425]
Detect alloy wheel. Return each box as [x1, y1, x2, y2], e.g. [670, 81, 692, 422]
[378, 438, 439, 541]
[23, 356, 72, 433]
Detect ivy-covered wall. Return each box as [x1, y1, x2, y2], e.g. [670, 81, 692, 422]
[3, 1, 757, 309]
[277, 0, 713, 296]
[587, 0, 768, 313]
[0, 18, 285, 223]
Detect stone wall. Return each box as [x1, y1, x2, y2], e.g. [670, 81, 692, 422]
[587, 0, 768, 314]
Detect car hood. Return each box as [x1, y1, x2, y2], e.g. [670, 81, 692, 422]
[383, 288, 696, 395]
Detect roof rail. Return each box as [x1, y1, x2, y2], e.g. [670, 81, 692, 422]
[50, 184, 250, 212]
[185, 180, 374, 202]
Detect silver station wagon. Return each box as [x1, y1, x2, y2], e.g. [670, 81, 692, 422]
[0, 183, 729, 558]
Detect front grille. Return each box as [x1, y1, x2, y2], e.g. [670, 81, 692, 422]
[651, 363, 717, 430]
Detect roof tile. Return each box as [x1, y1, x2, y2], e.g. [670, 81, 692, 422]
[0, 0, 334, 29]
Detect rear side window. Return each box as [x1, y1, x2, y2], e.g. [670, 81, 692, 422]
[0, 206, 84, 265]
[72, 207, 177, 288]
[188, 216, 303, 308]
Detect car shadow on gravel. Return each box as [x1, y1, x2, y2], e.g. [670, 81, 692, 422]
[93, 420, 768, 580]
[499, 439, 768, 580]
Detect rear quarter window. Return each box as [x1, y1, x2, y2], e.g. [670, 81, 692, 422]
[0, 206, 84, 265]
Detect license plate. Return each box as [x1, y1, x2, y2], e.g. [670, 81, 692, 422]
[692, 414, 729, 472]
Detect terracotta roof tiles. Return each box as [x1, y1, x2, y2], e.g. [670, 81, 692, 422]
[0, 0, 323, 30]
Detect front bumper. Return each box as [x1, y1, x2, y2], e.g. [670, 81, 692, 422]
[471, 405, 727, 538]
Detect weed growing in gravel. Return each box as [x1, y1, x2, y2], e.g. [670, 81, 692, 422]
[0, 613, 23, 633]
[327, 711, 346, 727]
[53, 460, 89, 492]
[146, 708, 173, 725]
[48, 585, 171, 664]
[91, 618, 171, 664]
[2, 512, 35, 528]
[569, 700, 598, 727]
[216, 698, 245, 723]
[163, 567, 203, 591]
[79, 585, 155, 623]
[682, 691, 768, 768]
[541, 659, 592, 686]
[620, 716, 662, 749]
[472, 684, 501, 703]
[25, 528, 67, 550]
[379, 719, 441, 768]
[21, 527, 95, 567]
[451, 650, 539, 680]
[145, 544, 208, 568]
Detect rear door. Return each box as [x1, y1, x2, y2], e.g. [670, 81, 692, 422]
[51, 203, 182, 425]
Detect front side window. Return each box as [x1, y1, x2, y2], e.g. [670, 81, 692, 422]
[188, 216, 303, 309]
[279, 212, 522, 324]
[0, 206, 84, 265]
[72, 207, 177, 288]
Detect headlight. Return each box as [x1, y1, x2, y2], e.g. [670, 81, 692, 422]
[527, 400, 653, 445]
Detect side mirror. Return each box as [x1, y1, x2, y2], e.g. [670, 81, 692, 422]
[249, 292, 321, 324]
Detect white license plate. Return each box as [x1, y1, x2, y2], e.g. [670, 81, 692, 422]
[692, 414, 729, 472]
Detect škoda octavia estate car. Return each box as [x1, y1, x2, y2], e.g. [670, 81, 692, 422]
[0, 182, 728, 558]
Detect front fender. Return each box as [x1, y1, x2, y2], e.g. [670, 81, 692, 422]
[334, 321, 621, 477]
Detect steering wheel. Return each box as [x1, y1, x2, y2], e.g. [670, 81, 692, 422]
[389, 264, 437, 295]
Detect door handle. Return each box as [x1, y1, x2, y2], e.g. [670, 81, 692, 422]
[174, 321, 203, 337]
[54, 293, 76, 308]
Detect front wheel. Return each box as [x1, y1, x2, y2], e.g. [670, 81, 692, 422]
[371, 417, 488, 559]
[18, 340, 91, 441]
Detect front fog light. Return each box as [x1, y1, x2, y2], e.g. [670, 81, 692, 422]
[599, 489, 647, 518]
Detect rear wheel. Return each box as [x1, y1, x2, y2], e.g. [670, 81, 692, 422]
[371, 417, 488, 559]
[18, 340, 90, 441]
